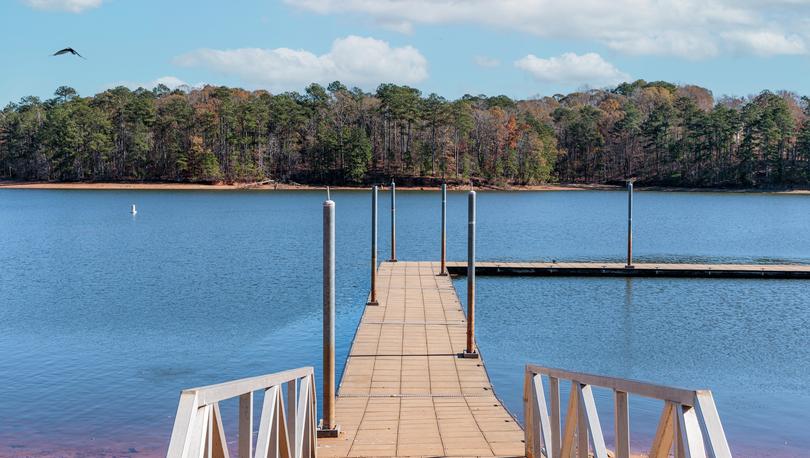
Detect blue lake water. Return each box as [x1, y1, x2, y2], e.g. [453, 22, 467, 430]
[1, 189, 809, 457]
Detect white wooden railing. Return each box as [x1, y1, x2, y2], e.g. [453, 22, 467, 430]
[167, 367, 317, 458]
[524, 364, 732, 458]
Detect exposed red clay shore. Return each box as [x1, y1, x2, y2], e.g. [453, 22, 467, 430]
[0, 181, 609, 191]
[2, 180, 810, 194]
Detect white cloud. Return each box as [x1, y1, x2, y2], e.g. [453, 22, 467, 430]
[148, 76, 207, 91]
[515, 52, 628, 86]
[105, 76, 204, 92]
[24, 0, 102, 13]
[149, 76, 192, 90]
[473, 56, 500, 68]
[723, 30, 806, 56]
[602, 32, 720, 60]
[377, 19, 413, 34]
[174, 36, 428, 90]
[284, 0, 810, 58]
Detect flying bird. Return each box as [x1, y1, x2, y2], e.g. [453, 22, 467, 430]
[52, 48, 85, 59]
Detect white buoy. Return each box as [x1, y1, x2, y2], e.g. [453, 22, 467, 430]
[130, 204, 137, 215]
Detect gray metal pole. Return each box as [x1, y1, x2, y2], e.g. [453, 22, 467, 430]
[626, 181, 633, 268]
[439, 182, 447, 275]
[464, 190, 478, 357]
[368, 186, 379, 305]
[322, 199, 336, 431]
[389, 180, 397, 262]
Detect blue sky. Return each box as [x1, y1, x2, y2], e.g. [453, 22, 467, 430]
[3, 0, 810, 105]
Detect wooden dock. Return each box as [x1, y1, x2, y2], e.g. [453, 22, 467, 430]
[317, 261, 525, 458]
[166, 258, 735, 458]
[167, 258, 735, 458]
[446, 261, 810, 279]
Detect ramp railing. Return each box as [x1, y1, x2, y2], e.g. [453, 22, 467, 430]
[167, 367, 317, 458]
[524, 364, 731, 458]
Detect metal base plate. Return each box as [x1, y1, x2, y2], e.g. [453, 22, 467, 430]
[458, 350, 480, 359]
[366, 300, 379, 306]
[317, 420, 341, 438]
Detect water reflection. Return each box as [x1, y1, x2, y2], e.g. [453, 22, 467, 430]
[620, 277, 634, 376]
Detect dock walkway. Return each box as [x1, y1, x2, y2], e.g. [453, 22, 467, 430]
[317, 261, 524, 457]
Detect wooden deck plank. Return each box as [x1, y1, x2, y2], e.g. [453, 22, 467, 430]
[317, 261, 524, 457]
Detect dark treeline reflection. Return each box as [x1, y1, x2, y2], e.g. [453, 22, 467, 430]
[2, 80, 810, 188]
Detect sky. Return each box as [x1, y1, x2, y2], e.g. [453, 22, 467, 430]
[2, 0, 810, 105]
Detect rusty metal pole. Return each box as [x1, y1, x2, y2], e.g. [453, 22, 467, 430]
[389, 180, 397, 262]
[318, 199, 340, 437]
[626, 181, 634, 268]
[367, 186, 379, 305]
[439, 182, 447, 276]
[463, 190, 478, 358]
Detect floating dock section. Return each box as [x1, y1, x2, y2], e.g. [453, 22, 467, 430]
[446, 261, 810, 279]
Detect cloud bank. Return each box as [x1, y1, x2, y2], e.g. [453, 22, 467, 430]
[24, 0, 103, 13]
[515, 52, 628, 86]
[474, 56, 500, 68]
[174, 35, 428, 91]
[284, 0, 810, 58]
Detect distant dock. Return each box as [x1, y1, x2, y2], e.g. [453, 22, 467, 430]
[446, 261, 810, 279]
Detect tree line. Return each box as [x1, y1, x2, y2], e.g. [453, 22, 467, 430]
[2, 80, 810, 188]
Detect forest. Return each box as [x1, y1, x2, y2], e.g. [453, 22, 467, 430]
[2, 80, 810, 188]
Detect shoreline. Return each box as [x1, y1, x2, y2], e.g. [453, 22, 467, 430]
[2, 180, 810, 194]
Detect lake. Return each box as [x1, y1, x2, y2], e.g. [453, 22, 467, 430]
[1, 189, 809, 457]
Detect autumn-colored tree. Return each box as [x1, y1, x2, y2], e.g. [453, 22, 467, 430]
[2, 83, 810, 189]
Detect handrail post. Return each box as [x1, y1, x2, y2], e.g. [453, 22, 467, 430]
[389, 180, 397, 262]
[238, 392, 253, 458]
[614, 390, 630, 458]
[439, 182, 448, 276]
[286, 379, 297, 456]
[367, 186, 379, 305]
[462, 190, 478, 358]
[318, 199, 340, 437]
[626, 181, 634, 268]
[524, 368, 534, 458]
[549, 376, 562, 457]
[695, 391, 732, 458]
